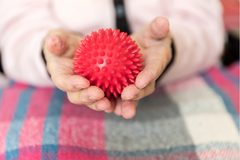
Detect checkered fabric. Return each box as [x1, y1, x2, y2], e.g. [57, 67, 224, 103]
[0, 63, 239, 160]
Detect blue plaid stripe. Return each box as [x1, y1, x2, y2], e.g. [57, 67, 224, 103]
[41, 88, 65, 160]
[5, 87, 34, 160]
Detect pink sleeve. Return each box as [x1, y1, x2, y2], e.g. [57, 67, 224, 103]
[0, 0, 61, 86]
[159, 0, 225, 85]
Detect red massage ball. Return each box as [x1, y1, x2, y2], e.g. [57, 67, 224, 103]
[73, 28, 144, 99]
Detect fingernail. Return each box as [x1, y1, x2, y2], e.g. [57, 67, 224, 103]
[140, 83, 147, 89]
[89, 96, 96, 101]
[96, 106, 103, 110]
[126, 95, 134, 100]
[75, 85, 84, 90]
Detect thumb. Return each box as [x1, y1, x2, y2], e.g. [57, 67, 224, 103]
[45, 34, 67, 56]
[148, 17, 170, 40]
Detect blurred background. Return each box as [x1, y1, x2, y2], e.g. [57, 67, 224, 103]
[220, 0, 239, 66]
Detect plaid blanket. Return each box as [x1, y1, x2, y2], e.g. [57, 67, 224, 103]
[0, 63, 239, 160]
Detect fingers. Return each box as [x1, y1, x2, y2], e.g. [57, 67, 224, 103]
[67, 86, 114, 112]
[46, 57, 90, 92]
[114, 98, 138, 119]
[46, 35, 67, 56]
[89, 97, 112, 111]
[53, 74, 90, 92]
[121, 100, 138, 119]
[114, 98, 123, 116]
[67, 86, 104, 105]
[105, 98, 116, 113]
[121, 83, 155, 101]
[149, 17, 170, 40]
[135, 57, 163, 89]
[67, 86, 112, 111]
[135, 43, 172, 89]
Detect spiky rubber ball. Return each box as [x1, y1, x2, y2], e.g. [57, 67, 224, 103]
[73, 28, 144, 99]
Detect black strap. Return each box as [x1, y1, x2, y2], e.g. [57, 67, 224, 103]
[42, 50, 51, 77]
[113, 0, 131, 35]
[0, 51, 4, 74]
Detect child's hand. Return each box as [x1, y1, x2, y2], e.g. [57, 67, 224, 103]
[116, 17, 172, 117]
[43, 29, 113, 112]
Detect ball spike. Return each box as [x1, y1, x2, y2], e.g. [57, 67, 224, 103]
[93, 51, 98, 57]
[98, 58, 104, 64]
[116, 72, 122, 78]
[113, 62, 119, 67]
[107, 75, 112, 80]
[128, 53, 135, 58]
[135, 53, 142, 58]
[128, 79, 135, 84]
[96, 80, 102, 87]
[106, 36, 111, 43]
[108, 44, 114, 50]
[110, 69, 116, 74]
[110, 85, 114, 93]
[125, 69, 132, 74]
[120, 65, 127, 70]
[132, 58, 140, 62]
[113, 90, 118, 98]
[120, 57, 127, 62]
[100, 51, 105, 56]
[104, 81, 110, 88]
[120, 41, 127, 47]
[86, 68, 93, 74]
[127, 74, 135, 79]
[131, 48, 140, 54]
[136, 63, 143, 67]
[113, 78, 118, 85]
[126, 60, 133, 65]
[93, 44, 99, 49]
[102, 67, 108, 72]
[100, 44, 106, 49]
[106, 89, 111, 99]
[107, 52, 113, 57]
[116, 86, 122, 94]
[91, 59, 97, 65]
[102, 85, 106, 92]
[90, 75, 97, 82]
[122, 49, 129, 55]
[94, 67, 100, 72]
[106, 59, 112, 64]
[121, 77, 127, 82]
[113, 37, 119, 45]
[116, 46, 122, 52]
[123, 82, 129, 87]
[114, 53, 120, 59]
[130, 65, 137, 70]
[99, 74, 105, 80]
[81, 72, 88, 77]
[132, 70, 140, 75]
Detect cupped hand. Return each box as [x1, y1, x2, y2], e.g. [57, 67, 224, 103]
[43, 29, 113, 112]
[116, 17, 172, 118]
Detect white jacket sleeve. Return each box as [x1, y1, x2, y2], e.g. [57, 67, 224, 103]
[159, 0, 225, 85]
[0, 0, 61, 86]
